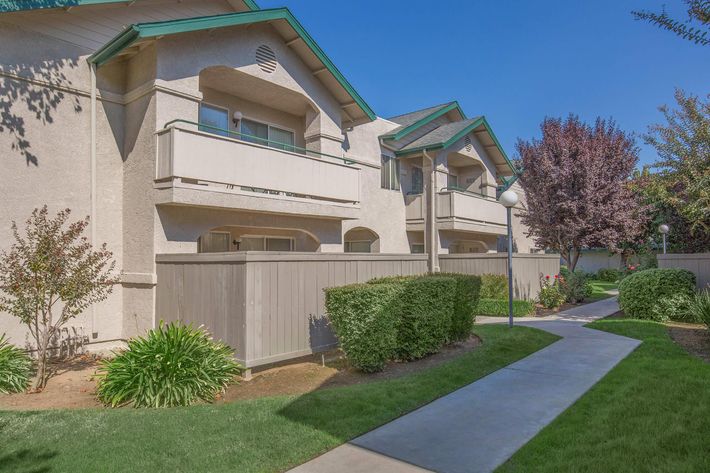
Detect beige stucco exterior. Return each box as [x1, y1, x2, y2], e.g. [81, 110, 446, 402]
[0, 0, 538, 350]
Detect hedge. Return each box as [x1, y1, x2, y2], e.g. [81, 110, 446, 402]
[325, 283, 401, 372]
[474, 298, 536, 317]
[327, 273, 482, 371]
[618, 268, 696, 319]
[480, 274, 507, 299]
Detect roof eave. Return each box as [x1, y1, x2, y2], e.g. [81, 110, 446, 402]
[0, 0, 260, 14]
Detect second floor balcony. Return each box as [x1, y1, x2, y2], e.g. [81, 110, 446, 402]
[154, 121, 360, 220]
[406, 189, 507, 235]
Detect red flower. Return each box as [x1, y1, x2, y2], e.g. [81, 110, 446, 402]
[554, 274, 559, 279]
[546, 275, 550, 279]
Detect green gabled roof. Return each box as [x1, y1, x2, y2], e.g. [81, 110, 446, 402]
[0, 0, 259, 13]
[87, 8, 376, 122]
[395, 115, 517, 176]
[381, 101, 465, 142]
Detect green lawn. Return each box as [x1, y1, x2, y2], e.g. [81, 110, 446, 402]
[498, 318, 710, 473]
[587, 279, 619, 301]
[0, 325, 558, 473]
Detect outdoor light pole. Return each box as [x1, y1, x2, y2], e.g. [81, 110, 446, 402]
[658, 224, 670, 254]
[499, 190, 519, 328]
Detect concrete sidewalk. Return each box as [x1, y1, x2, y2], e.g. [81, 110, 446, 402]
[289, 298, 640, 473]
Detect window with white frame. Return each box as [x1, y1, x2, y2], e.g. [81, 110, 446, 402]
[381, 154, 400, 190]
[239, 235, 295, 252]
[240, 118, 295, 152]
[198, 103, 230, 137]
[199, 231, 231, 253]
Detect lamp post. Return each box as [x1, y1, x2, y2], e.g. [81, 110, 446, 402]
[658, 224, 669, 254]
[499, 189, 519, 328]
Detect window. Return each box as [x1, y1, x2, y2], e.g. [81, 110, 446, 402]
[411, 166, 423, 194]
[240, 236, 294, 252]
[447, 173, 459, 190]
[199, 103, 229, 137]
[241, 118, 295, 152]
[199, 231, 230, 253]
[345, 241, 372, 253]
[381, 154, 400, 190]
[411, 243, 425, 254]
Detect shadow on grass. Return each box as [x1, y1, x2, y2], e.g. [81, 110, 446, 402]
[275, 325, 560, 443]
[0, 449, 58, 473]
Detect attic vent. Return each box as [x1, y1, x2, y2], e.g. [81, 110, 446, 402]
[464, 136, 472, 152]
[255, 45, 277, 73]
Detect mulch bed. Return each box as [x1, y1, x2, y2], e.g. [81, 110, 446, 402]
[667, 322, 710, 364]
[0, 335, 483, 410]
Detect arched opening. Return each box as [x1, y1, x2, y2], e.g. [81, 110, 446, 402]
[198, 225, 320, 253]
[344, 227, 380, 253]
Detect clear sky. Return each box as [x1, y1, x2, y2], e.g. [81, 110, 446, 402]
[258, 0, 709, 167]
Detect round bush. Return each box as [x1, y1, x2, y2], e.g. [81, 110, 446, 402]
[597, 268, 620, 282]
[0, 334, 32, 394]
[618, 268, 696, 319]
[97, 322, 242, 407]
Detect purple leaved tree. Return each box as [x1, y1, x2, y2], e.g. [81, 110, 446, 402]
[516, 116, 648, 271]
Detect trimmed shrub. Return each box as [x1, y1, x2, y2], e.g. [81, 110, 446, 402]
[393, 276, 457, 360]
[691, 289, 710, 329]
[618, 268, 696, 319]
[429, 273, 481, 342]
[474, 299, 535, 317]
[597, 268, 621, 282]
[480, 274, 508, 299]
[325, 283, 400, 372]
[97, 322, 242, 407]
[0, 334, 32, 394]
[560, 270, 593, 303]
[538, 276, 566, 309]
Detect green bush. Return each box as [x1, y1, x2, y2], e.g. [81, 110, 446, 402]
[597, 268, 621, 282]
[690, 289, 710, 329]
[474, 298, 535, 317]
[325, 283, 400, 372]
[560, 271, 593, 303]
[650, 293, 696, 322]
[0, 334, 32, 394]
[97, 322, 242, 407]
[429, 273, 481, 342]
[618, 268, 696, 319]
[559, 265, 570, 278]
[538, 276, 566, 309]
[480, 274, 508, 299]
[393, 277, 457, 360]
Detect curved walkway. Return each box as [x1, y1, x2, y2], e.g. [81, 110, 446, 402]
[289, 297, 640, 473]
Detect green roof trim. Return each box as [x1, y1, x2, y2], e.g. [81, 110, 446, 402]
[0, 0, 260, 13]
[395, 116, 518, 175]
[381, 101, 465, 142]
[87, 8, 375, 121]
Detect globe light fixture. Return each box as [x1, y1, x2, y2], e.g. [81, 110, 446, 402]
[658, 224, 669, 254]
[498, 189, 519, 327]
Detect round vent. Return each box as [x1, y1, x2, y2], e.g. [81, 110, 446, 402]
[255, 44, 277, 73]
[464, 136, 473, 152]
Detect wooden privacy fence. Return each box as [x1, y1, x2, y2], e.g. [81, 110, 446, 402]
[658, 253, 710, 289]
[439, 253, 560, 300]
[155, 252, 559, 368]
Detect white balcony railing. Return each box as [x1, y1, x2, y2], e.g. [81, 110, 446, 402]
[156, 124, 360, 204]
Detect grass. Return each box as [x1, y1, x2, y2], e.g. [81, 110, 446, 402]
[587, 279, 619, 301]
[474, 298, 536, 317]
[0, 324, 558, 473]
[497, 318, 710, 473]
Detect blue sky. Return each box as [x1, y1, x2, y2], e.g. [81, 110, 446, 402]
[258, 0, 709, 167]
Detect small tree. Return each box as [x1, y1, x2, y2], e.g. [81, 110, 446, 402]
[516, 116, 648, 271]
[0, 206, 119, 390]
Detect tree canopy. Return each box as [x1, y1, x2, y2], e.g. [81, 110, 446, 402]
[633, 0, 710, 46]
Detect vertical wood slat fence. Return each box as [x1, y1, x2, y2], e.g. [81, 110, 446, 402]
[658, 253, 710, 289]
[155, 252, 559, 368]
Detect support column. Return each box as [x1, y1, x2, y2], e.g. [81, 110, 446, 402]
[423, 150, 439, 273]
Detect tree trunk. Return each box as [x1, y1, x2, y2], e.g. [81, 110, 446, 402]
[569, 247, 580, 272]
[31, 331, 51, 391]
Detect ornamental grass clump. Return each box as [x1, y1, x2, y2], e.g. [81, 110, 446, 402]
[690, 289, 710, 329]
[0, 334, 32, 394]
[97, 322, 242, 408]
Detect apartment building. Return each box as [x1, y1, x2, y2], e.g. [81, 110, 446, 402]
[0, 0, 536, 349]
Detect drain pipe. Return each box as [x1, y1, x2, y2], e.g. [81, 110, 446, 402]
[90, 62, 98, 339]
[422, 149, 439, 273]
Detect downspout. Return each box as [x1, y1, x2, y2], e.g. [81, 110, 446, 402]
[90, 62, 98, 339]
[422, 149, 439, 273]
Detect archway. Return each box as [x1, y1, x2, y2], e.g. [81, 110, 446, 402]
[344, 227, 380, 253]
